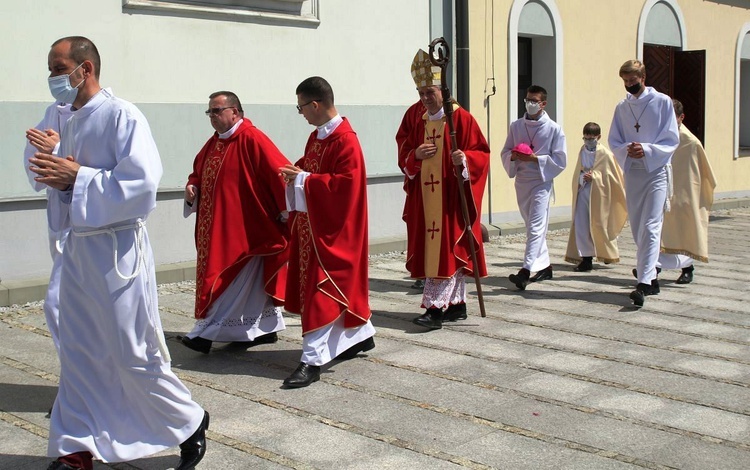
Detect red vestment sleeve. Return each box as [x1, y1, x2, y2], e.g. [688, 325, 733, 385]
[397, 101, 427, 176]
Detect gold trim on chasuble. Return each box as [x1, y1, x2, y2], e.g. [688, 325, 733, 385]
[294, 139, 363, 327]
[294, 212, 312, 314]
[294, 141, 323, 315]
[194, 140, 226, 315]
[421, 118, 445, 277]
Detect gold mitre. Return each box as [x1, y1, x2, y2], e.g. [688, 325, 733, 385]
[411, 49, 441, 88]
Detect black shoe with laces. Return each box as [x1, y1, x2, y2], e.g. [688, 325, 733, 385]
[283, 362, 321, 388]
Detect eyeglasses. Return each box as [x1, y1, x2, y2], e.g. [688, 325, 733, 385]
[296, 100, 320, 112]
[523, 99, 543, 104]
[205, 107, 236, 116]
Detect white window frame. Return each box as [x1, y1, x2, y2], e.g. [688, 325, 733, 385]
[122, 0, 319, 26]
[636, 0, 688, 59]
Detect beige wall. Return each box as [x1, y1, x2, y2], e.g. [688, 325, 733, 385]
[469, 0, 750, 220]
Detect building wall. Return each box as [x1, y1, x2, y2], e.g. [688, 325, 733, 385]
[469, 0, 750, 225]
[0, 0, 430, 282]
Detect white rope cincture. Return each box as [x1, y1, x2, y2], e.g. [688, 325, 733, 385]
[73, 220, 146, 281]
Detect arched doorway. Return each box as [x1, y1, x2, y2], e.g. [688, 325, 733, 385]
[736, 26, 750, 158]
[508, 0, 563, 126]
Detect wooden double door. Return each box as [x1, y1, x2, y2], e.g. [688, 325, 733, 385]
[643, 44, 706, 144]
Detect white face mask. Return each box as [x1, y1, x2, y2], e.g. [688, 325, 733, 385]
[525, 100, 542, 116]
[48, 63, 85, 104]
[584, 138, 598, 151]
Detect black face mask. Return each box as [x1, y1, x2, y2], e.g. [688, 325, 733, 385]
[625, 82, 642, 95]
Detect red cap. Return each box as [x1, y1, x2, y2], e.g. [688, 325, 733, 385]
[512, 143, 533, 155]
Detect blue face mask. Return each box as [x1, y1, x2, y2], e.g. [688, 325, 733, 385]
[48, 63, 84, 104]
[584, 138, 598, 151]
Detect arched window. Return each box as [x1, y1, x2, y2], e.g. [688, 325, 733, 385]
[637, 0, 687, 59]
[508, 0, 563, 127]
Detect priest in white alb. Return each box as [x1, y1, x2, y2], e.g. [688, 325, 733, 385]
[608, 60, 679, 307]
[29, 36, 208, 470]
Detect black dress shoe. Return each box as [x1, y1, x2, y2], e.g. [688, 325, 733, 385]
[574, 257, 593, 272]
[230, 332, 278, 348]
[181, 336, 212, 354]
[650, 279, 660, 295]
[632, 267, 661, 279]
[509, 268, 530, 290]
[410, 279, 425, 291]
[176, 411, 209, 470]
[444, 303, 467, 321]
[336, 336, 375, 361]
[629, 282, 654, 307]
[47, 461, 80, 470]
[676, 266, 694, 284]
[283, 362, 321, 388]
[413, 307, 443, 330]
[530, 266, 553, 282]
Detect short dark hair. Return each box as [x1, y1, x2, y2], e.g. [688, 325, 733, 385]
[295, 76, 334, 105]
[583, 122, 601, 136]
[526, 85, 547, 101]
[672, 99, 684, 117]
[52, 36, 101, 79]
[209, 91, 244, 113]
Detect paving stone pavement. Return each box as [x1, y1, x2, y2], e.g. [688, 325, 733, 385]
[1, 207, 749, 469]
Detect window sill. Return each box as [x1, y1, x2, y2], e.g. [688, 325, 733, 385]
[122, 0, 320, 26]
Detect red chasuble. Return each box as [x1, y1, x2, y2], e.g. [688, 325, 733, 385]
[285, 118, 371, 334]
[398, 106, 490, 279]
[187, 118, 290, 319]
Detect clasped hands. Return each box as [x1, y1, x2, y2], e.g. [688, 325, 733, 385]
[279, 164, 303, 186]
[627, 142, 645, 159]
[28, 152, 80, 191]
[26, 128, 60, 154]
[415, 143, 466, 166]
